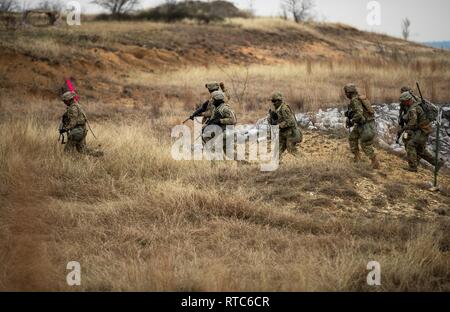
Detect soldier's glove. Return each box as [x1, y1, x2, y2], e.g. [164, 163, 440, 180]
[59, 128, 67, 134]
[189, 115, 195, 120]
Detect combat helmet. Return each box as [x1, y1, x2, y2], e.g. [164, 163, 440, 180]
[206, 82, 220, 92]
[211, 90, 225, 103]
[400, 86, 413, 93]
[61, 91, 76, 102]
[399, 91, 413, 102]
[344, 83, 358, 94]
[271, 92, 283, 103]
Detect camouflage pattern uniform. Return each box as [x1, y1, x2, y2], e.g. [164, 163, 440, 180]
[399, 86, 417, 127]
[199, 82, 231, 121]
[344, 84, 380, 169]
[210, 98, 237, 130]
[206, 91, 237, 156]
[61, 91, 88, 154]
[399, 92, 436, 171]
[268, 92, 302, 159]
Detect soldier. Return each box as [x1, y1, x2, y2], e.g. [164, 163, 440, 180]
[188, 82, 230, 123]
[344, 84, 380, 169]
[204, 91, 237, 158]
[267, 92, 302, 160]
[208, 91, 237, 129]
[399, 92, 443, 172]
[59, 91, 102, 157]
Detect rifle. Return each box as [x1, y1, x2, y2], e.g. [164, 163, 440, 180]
[268, 109, 278, 125]
[344, 110, 354, 132]
[58, 113, 68, 144]
[185, 100, 209, 123]
[416, 82, 425, 106]
[59, 122, 66, 144]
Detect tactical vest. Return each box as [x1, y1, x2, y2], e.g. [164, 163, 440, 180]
[213, 103, 237, 126]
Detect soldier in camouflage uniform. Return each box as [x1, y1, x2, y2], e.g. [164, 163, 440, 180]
[344, 84, 380, 169]
[209, 91, 237, 130]
[204, 91, 237, 158]
[267, 92, 302, 160]
[189, 82, 231, 123]
[399, 92, 443, 172]
[60, 91, 88, 154]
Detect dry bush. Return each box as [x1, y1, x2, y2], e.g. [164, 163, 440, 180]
[383, 182, 407, 202]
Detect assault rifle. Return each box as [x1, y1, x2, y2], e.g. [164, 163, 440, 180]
[58, 113, 68, 144]
[344, 110, 354, 130]
[184, 100, 209, 124]
[59, 121, 66, 144]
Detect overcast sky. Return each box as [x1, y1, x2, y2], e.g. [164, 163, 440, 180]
[26, 0, 450, 41]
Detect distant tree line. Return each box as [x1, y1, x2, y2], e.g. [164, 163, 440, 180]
[94, 0, 250, 23]
[281, 0, 315, 23]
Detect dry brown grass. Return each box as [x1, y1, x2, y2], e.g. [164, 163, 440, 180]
[1, 18, 450, 292]
[1, 18, 450, 116]
[1, 114, 449, 291]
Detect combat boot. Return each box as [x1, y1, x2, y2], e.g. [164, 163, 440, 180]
[371, 156, 380, 169]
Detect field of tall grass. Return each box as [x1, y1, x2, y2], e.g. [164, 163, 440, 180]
[1, 111, 449, 291]
[1, 17, 450, 291]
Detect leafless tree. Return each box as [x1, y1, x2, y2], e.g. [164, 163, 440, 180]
[0, 0, 18, 12]
[282, 0, 314, 23]
[247, 0, 255, 16]
[216, 63, 251, 110]
[402, 17, 411, 41]
[92, 0, 140, 16]
[280, 3, 288, 20]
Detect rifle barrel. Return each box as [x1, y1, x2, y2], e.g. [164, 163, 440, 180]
[416, 82, 424, 101]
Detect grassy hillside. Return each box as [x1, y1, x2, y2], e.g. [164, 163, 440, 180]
[1, 18, 450, 291]
[1, 18, 450, 115]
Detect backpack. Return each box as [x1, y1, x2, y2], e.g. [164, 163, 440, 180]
[419, 99, 439, 122]
[358, 96, 375, 116]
